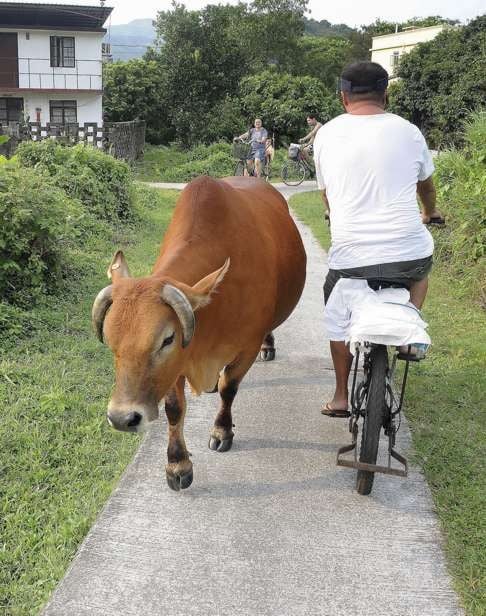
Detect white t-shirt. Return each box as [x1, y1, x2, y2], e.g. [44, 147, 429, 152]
[314, 113, 434, 270]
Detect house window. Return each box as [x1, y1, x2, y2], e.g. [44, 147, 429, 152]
[50, 36, 75, 68]
[0, 98, 23, 123]
[391, 51, 400, 74]
[49, 100, 77, 124]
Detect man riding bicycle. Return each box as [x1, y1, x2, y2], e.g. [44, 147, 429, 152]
[236, 118, 268, 178]
[299, 114, 322, 166]
[314, 61, 443, 418]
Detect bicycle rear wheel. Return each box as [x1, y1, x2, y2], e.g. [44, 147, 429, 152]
[356, 345, 388, 495]
[281, 160, 306, 186]
[234, 160, 245, 176]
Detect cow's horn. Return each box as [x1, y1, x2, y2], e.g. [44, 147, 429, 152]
[92, 285, 113, 343]
[161, 284, 195, 348]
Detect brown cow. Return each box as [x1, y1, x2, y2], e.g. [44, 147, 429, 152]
[92, 176, 306, 490]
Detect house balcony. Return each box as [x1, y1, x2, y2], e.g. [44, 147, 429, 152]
[0, 57, 103, 93]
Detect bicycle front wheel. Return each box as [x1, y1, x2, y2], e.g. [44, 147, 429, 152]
[234, 160, 245, 176]
[281, 160, 306, 186]
[356, 345, 388, 496]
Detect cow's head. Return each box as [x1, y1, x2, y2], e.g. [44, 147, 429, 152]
[92, 250, 229, 433]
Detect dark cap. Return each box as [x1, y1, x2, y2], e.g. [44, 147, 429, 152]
[339, 61, 389, 93]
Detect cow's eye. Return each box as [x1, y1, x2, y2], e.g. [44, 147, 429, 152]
[160, 332, 175, 351]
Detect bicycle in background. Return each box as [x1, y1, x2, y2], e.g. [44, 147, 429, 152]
[232, 138, 272, 182]
[281, 143, 315, 186]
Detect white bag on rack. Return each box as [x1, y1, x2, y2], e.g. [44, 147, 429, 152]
[324, 278, 431, 353]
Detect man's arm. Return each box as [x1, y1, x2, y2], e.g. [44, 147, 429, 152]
[300, 125, 318, 144]
[300, 124, 322, 144]
[417, 176, 442, 223]
[322, 189, 330, 221]
[299, 130, 313, 144]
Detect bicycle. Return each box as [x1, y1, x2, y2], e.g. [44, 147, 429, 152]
[233, 138, 271, 181]
[336, 220, 444, 495]
[281, 143, 315, 186]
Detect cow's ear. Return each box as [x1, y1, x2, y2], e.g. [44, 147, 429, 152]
[189, 258, 230, 310]
[107, 250, 131, 281]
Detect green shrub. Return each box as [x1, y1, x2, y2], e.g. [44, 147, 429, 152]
[434, 111, 486, 302]
[163, 149, 235, 182]
[187, 141, 232, 162]
[0, 166, 83, 306]
[17, 141, 133, 220]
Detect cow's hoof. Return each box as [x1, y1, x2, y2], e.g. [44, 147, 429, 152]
[260, 348, 275, 361]
[166, 467, 193, 491]
[208, 435, 234, 452]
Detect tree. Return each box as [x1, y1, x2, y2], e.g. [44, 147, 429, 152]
[239, 69, 341, 141]
[103, 59, 170, 143]
[248, 0, 309, 70]
[293, 36, 351, 89]
[148, 0, 313, 144]
[389, 16, 486, 147]
[150, 3, 253, 144]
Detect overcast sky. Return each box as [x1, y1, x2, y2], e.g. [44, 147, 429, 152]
[4, 0, 484, 26]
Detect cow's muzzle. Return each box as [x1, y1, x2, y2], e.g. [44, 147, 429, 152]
[107, 410, 143, 432]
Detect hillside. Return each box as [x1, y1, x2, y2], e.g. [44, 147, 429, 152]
[104, 18, 156, 60]
[304, 17, 354, 37]
[103, 16, 355, 61]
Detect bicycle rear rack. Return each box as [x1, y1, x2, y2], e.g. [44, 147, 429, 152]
[336, 420, 408, 477]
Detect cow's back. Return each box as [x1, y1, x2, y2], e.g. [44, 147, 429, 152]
[153, 177, 306, 375]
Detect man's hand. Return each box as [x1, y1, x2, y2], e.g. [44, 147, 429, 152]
[422, 209, 444, 224]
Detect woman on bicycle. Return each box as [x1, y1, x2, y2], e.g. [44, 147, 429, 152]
[236, 118, 268, 178]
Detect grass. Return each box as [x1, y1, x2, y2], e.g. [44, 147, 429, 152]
[0, 185, 178, 615]
[133, 143, 289, 183]
[133, 144, 190, 182]
[290, 190, 486, 616]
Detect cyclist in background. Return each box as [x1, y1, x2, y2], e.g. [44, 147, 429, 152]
[299, 114, 322, 165]
[236, 118, 268, 178]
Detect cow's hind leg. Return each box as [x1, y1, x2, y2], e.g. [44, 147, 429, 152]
[164, 375, 193, 491]
[209, 349, 259, 453]
[260, 331, 275, 361]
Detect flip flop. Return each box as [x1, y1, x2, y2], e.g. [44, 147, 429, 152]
[321, 403, 350, 418]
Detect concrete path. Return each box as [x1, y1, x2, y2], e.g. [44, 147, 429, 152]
[43, 183, 462, 616]
[143, 180, 318, 194]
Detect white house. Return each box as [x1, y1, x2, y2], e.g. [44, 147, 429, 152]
[0, 2, 112, 127]
[371, 25, 446, 79]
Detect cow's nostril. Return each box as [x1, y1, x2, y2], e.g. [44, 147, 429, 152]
[126, 412, 142, 428]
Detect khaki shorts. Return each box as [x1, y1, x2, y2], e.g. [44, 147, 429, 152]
[324, 256, 433, 304]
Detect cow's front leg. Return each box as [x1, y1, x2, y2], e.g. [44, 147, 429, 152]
[164, 375, 193, 491]
[260, 331, 275, 361]
[209, 349, 258, 452]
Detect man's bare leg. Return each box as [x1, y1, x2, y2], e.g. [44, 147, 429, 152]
[410, 276, 428, 309]
[326, 340, 353, 412]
